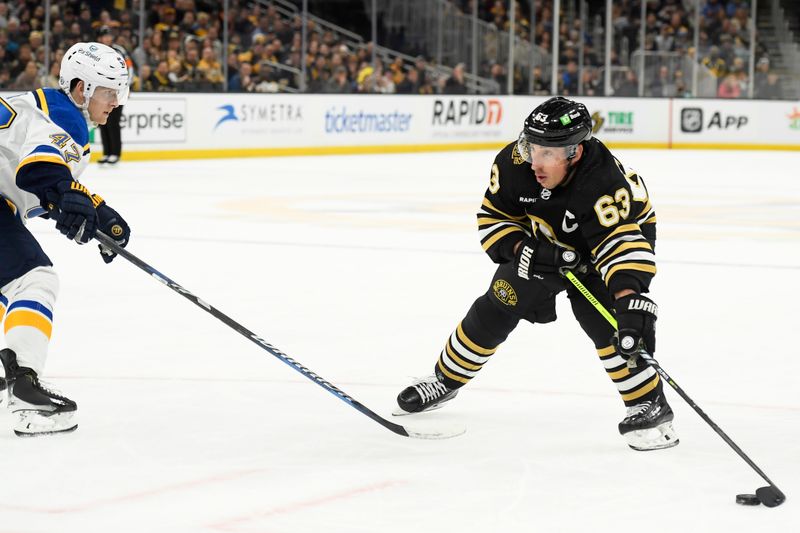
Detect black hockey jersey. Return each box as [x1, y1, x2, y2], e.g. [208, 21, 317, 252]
[477, 138, 657, 295]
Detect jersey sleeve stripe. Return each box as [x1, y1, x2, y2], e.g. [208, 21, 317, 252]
[15, 154, 69, 174]
[599, 252, 657, 278]
[594, 241, 654, 270]
[481, 197, 527, 221]
[29, 145, 62, 157]
[591, 223, 641, 256]
[478, 221, 524, 240]
[480, 225, 525, 251]
[593, 234, 647, 263]
[604, 262, 657, 285]
[596, 345, 616, 357]
[33, 88, 50, 115]
[477, 215, 515, 226]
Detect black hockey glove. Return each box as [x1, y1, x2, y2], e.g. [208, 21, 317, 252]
[513, 237, 585, 280]
[612, 293, 658, 359]
[94, 195, 130, 264]
[47, 181, 98, 244]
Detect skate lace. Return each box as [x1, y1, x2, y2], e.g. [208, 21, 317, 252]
[30, 376, 70, 402]
[412, 378, 448, 403]
[625, 401, 652, 417]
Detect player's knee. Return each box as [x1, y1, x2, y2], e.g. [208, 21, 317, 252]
[15, 266, 59, 305]
[464, 293, 520, 345]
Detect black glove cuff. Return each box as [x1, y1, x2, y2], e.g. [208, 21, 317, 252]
[613, 294, 658, 320]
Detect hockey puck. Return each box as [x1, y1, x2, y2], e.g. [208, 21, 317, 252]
[736, 494, 761, 506]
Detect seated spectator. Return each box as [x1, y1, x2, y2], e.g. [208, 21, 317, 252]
[561, 60, 578, 95]
[580, 67, 602, 96]
[136, 63, 153, 91]
[717, 73, 741, 98]
[155, 6, 179, 34]
[396, 68, 420, 94]
[702, 46, 727, 79]
[152, 60, 176, 91]
[253, 65, 281, 93]
[308, 55, 329, 92]
[229, 62, 254, 92]
[442, 62, 467, 94]
[325, 65, 353, 93]
[753, 56, 770, 94]
[182, 48, 205, 91]
[615, 69, 639, 96]
[673, 69, 691, 97]
[197, 47, 225, 90]
[356, 63, 374, 91]
[10, 43, 34, 78]
[11, 60, 38, 90]
[757, 72, 781, 100]
[650, 65, 675, 97]
[490, 62, 507, 92]
[43, 60, 60, 88]
[375, 70, 396, 94]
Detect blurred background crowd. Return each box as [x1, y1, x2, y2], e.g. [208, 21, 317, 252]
[0, 0, 796, 99]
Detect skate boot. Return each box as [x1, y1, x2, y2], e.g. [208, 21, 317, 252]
[618, 393, 678, 451]
[394, 374, 458, 415]
[0, 349, 77, 437]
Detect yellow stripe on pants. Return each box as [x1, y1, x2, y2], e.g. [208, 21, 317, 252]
[4, 310, 53, 339]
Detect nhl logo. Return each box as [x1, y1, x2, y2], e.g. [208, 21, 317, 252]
[540, 188, 551, 200]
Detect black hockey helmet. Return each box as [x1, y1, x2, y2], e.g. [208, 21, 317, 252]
[517, 96, 592, 161]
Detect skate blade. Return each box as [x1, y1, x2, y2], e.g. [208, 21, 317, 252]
[392, 402, 447, 417]
[404, 422, 466, 440]
[13, 410, 77, 437]
[625, 421, 679, 451]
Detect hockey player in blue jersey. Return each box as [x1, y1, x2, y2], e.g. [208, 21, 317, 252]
[0, 42, 131, 436]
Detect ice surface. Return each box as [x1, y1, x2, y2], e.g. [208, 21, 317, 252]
[0, 148, 797, 532]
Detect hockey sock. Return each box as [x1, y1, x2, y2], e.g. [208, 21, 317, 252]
[596, 344, 662, 406]
[436, 294, 519, 389]
[0, 267, 58, 374]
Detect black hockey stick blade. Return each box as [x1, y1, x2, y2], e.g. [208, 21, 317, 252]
[95, 232, 465, 440]
[563, 271, 787, 506]
[756, 486, 786, 508]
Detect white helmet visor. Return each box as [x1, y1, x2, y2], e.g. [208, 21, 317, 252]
[90, 84, 129, 106]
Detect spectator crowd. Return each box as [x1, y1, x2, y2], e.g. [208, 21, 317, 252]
[451, 0, 784, 98]
[0, 0, 787, 99]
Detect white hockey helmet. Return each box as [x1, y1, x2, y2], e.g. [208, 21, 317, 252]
[59, 42, 130, 109]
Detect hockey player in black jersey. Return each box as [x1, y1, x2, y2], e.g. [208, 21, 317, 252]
[396, 97, 677, 451]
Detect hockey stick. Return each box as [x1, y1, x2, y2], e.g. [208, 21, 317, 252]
[564, 270, 785, 507]
[95, 231, 464, 440]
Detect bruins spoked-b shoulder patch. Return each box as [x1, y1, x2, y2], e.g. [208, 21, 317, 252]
[492, 279, 518, 306]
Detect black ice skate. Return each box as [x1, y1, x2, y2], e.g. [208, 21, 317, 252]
[618, 394, 678, 451]
[394, 375, 458, 416]
[0, 349, 77, 437]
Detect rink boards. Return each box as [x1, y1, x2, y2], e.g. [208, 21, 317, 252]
[1, 91, 798, 159]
